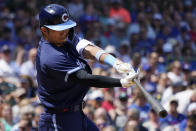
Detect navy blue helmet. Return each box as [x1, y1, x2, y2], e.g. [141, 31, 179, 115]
[39, 4, 76, 31]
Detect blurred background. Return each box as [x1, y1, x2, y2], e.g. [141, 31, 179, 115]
[0, 0, 196, 131]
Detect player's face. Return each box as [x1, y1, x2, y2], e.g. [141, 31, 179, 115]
[42, 27, 70, 45]
[49, 29, 70, 44]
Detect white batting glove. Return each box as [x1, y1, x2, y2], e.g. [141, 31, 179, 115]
[113, 60, 134, 74]
[120, 68, 140, 88]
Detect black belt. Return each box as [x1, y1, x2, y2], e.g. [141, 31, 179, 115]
[45, 101, 86, 113]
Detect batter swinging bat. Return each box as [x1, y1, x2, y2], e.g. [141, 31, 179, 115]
[134, 79, 168, 118]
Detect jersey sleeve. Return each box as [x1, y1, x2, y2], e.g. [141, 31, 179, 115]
[71, 34, 95, 57]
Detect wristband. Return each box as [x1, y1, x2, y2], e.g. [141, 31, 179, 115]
[95, 50, 106, 61]
[103, 55, 117, 66]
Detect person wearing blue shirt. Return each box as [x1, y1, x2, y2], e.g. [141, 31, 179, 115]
[37, 4, 139, 131]
[128, 97, 151, 121]
[160, 100, 185, 126]
[179, 114, 196, 131]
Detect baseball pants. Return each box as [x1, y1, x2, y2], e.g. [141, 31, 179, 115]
[38, 111, 99, 131]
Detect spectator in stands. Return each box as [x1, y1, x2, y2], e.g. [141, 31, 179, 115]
[88, 90, 104, 110]
[0, 27, 17, 51]
[20, 48, 37, 85]
[32, 104, 44, 130]
[0, 103, 13, 131]
[130, 52, 141, 71]
[143, 109, 167, 130]
[79, 2, 98, 34]
[113, 92, 128, 131]
[12, 88, 26, 124]
[117, 40, 131, 63]
[128, 11, 156, 40]
[0, 45, 15, 76]
[83, 105, 94, 121]
[94, 108, 110, 130]
[125, 108, 148, 131]
[179, 102, 196, 131]
[128, 87, 151, 122]
[108, 21, 128, 48]
[137, 26, 154, 56]
[157, 73, 170, 94]
[156, 24, 172, 42]
[109, 0, 131, 24]
[11, 115, 32, 131]
[161, 81, 184, 106]
[151, 13, 163, 36]
[19, 75, 36, 98]
[101, 88, 115, 113]
[67, 0, 84, 20]
[11, 45, 25, 76]
[184, 114, 196, 131]
[161, 99, 185, 126]
[143, 52, 165, 75]
[167, 60, 184, 85]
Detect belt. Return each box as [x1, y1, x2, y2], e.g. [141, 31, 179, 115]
[45, 101, 86, 113]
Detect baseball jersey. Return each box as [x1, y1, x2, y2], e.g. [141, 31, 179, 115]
[36, 34, 92, 110]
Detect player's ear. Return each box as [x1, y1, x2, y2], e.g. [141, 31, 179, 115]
[41, 26, 48, 34]
[41, 26, 49, 38]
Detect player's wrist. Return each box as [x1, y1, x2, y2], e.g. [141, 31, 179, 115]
[103, 54, 118, 67]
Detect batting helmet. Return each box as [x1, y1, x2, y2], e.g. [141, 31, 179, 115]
[39, 4, 76, 31]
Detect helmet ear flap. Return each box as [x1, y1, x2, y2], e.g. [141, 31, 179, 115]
[68, 28, 74, 41]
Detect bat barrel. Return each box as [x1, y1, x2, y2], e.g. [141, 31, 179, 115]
[134, 79, 168, 118]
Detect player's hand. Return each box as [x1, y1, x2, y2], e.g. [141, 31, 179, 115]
[120, 68, 140, 88]
[113, 60, 134, 74]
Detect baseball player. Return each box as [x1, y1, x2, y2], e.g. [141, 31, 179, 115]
[37, 4, 139, 131]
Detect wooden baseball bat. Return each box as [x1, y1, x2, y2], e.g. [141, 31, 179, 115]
[134, 79, 168, 118]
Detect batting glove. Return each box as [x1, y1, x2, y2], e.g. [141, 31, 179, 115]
[113, 60, 134, 74]
[120, 68, 140, 88]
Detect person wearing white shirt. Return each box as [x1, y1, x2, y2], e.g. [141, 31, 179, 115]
[0, 45, 15, 76]
[167, 61, 184, 84]
[20, 48, 37, 84]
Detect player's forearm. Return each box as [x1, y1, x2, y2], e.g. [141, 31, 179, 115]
[83, 45, 120, 65]
[83, 45, 103, 60]
[83, 45, 134, 73]
[68, 69, 121, 88]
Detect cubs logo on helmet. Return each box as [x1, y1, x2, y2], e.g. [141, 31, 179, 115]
[39, 4, 76, 31]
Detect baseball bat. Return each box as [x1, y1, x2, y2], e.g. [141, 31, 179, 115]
[133, 79, 168, 118]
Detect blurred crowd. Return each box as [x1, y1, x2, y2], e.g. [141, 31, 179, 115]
[0, 0, 196, 131]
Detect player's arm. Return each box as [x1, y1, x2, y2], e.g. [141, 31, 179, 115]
[68, 69, 137, 88]
[82, 45, 109, 64]
[76, 38, 134, 73]
[83, 44, 134, 73]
